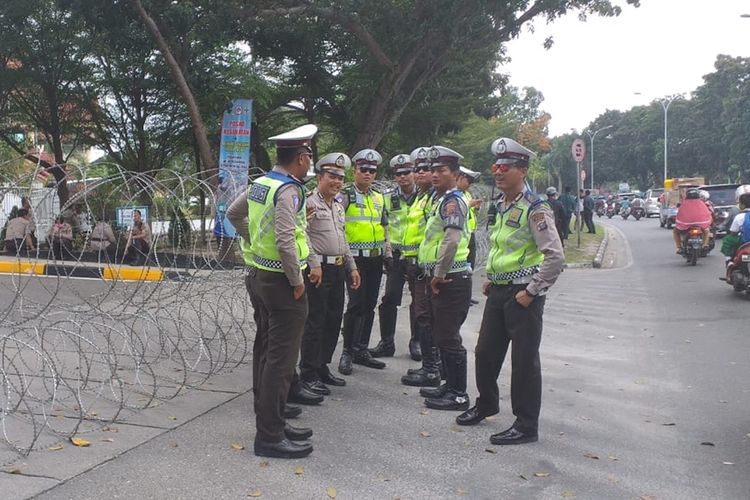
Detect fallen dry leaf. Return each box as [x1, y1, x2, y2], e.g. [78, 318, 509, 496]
[583, 453, 599, 460]
[700, 442, 715, 446]
[561, 491, 576, 498]
[419, 431, 430, 438]
[247, 490, 262, 497]
[101, 438, 114, 443]
[608, 456, 619, 461]
[294, 466, 304, 475]
[519, 474, 528, 481]
[484, 448, 497, 454]
[722, 461, 735, 465]
[259, 460, 269, 468]
[48, 444, 64, 451]
[419, 410, 429, 415]
[534, 472, 550, 477]
[661, 422, 676, 426]
[450, 425, 465, 433]
[456, 488, 467, 496]
[7, 468, 21, 474]
[230, 443, 245, 451]
[168, 416, 178, 421]
[70, 437, 91, 447]
[640, 496, 655, 500]
[326, 487, 337, 498]
[102, 426, 119, 433]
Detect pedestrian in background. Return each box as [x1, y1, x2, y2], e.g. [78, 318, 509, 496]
[560, 186, 576, 239]
[545, 187, 566, 246]
[583, 189, 596, 234]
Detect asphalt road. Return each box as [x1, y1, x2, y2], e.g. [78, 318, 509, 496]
[3, 216, 749, 499]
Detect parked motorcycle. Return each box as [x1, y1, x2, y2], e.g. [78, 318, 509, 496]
[723, 241, 750, 296]
[681, 226, 705, 266]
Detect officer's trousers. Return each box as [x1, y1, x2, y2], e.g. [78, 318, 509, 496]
[427, 272, 472, 355]
[474, 283, 545, 434]
[246, 268, 308, 443]
[377, 252, 416, 345]
[343, 256, 383, 351]
[300, 263, 346, 380]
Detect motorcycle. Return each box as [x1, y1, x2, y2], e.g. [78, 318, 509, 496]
[595, 199, 606, 217]
[606, 202, 616, 219]
[723, 241, 750, 296]
[680, 226, 705, 266]
[620, 206, 631, 220]
[630, 199, 646, 220]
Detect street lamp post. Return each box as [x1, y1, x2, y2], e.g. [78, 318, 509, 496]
[584, 125, 613, 191]
[660, 94, 682, 183]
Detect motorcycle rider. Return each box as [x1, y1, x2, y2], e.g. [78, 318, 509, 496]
[721, 185, 750, 263]
[673, 188, 712, 254]
[698, 190, 716, 224]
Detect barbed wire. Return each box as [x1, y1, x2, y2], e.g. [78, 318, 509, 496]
[0, 166, 491, 459]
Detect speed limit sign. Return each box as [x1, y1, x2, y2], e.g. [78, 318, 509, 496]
[571, 139, 586, 163]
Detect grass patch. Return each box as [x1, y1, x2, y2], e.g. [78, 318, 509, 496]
[563, 223, 605, 265]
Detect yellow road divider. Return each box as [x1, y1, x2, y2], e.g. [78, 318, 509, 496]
[0, 260, 46, 275]
[101, 266, 164, 282]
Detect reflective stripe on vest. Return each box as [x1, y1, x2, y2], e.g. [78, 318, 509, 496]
[242, 171, 309, 272]
[486, 191, 544, 279]
[344, 188, 386, 252]
[463, 191, 477, 232]
[386, 189, 412, 250]
[401, 190, 432, 257]
[418, 190, 470, 271]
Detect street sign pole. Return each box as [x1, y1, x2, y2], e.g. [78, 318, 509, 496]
[571, 138, 587, 249]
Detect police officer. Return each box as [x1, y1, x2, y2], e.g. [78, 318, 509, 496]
[401, 147, 442, 387]
[298, 153, 361, 395]
[458, 166, 482, 306]
[226, 124, 317, 459]
[338, 149, 391, 374]
[370, 153, 421, 360]
[455, 137, 564, 446]
[419, 146, 473, 411]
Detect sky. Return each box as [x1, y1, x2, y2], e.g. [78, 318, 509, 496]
[503, 0, 750, 137]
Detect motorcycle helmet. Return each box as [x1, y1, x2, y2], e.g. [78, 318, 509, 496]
[685, 188, 700, 200]
[698, 190, 710, 201]
[735, 185, 750, 203]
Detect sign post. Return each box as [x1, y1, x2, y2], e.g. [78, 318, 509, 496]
[215, 99, 253, 239]
[571, 139, 586, 248]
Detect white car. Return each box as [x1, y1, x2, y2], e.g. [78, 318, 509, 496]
[644, 188, 664, 218]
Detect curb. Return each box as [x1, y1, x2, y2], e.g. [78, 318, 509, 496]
[0, 259, 187, 282]
[592, 226, 610, 269]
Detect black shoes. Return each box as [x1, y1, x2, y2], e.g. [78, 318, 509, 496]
[283, 405, 302, 419]
[284, 423, 313, 441]
[353, 350, 386, 369]
[401, 369, 440, 387]
[369, 340, 395, 358]
[288, 383, 324, 406]
[424, 390, 470, 411]
[489, 427, 538, 445]
[302, 379, 331, 396]
[254, 438, 312, 459]
[338, 351, 353, 375]
[409, 339, 422, 361]
[319, 369, 346, 387]
[419, 383, 447, 398]
[455, 406, 498, 426]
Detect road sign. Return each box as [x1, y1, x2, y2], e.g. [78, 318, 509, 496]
[571, 139, 586, 163]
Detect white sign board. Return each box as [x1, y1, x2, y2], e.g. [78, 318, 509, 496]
[116, 206, 149, 229]
[571, 139, 586, 163]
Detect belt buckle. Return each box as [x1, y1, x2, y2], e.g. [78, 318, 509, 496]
[335, 256, 344, 265]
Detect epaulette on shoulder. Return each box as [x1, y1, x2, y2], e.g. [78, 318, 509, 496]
[524, 191, 544, 208]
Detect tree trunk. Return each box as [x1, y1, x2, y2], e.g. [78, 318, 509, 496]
[130, 0, 216, 195]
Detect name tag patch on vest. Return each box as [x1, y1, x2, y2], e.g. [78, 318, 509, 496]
[506, 207, 524, 228]
[248, 183, 270, 204]
[531, 212, 547, 230]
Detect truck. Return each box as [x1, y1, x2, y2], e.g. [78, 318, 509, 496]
[659, 177, 705, 229]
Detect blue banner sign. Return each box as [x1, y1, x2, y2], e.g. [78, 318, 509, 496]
[215, 99, 253, 238]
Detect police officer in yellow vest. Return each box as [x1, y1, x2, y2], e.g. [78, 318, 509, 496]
[457, 166, 481, 271]
[456, 137, 564, 446]
[401, 146, 445, 388]
[226, 124, 317, 459]
[370, 154, 422, 361]
[418, 146, 474, 411]
[338, 149, 391, 375]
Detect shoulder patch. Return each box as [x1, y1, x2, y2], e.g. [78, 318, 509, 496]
[531, 211, 548, 231]
[248, 183, 270, 205]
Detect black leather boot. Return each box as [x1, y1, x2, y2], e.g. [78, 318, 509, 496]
[353, 349, 386, 369]
[408, 337, 422, 361]
[338, 349, 353, 375]
[424, 351, 470, 411]
[401, 347, 440, 386]
[420, 383, 447, 398]
[288, 380, 324, 405]
[371, 306, 396, 357]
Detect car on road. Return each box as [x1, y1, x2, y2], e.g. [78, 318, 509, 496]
[644, 188, 664, 218]
[699, 183, 740, 235]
